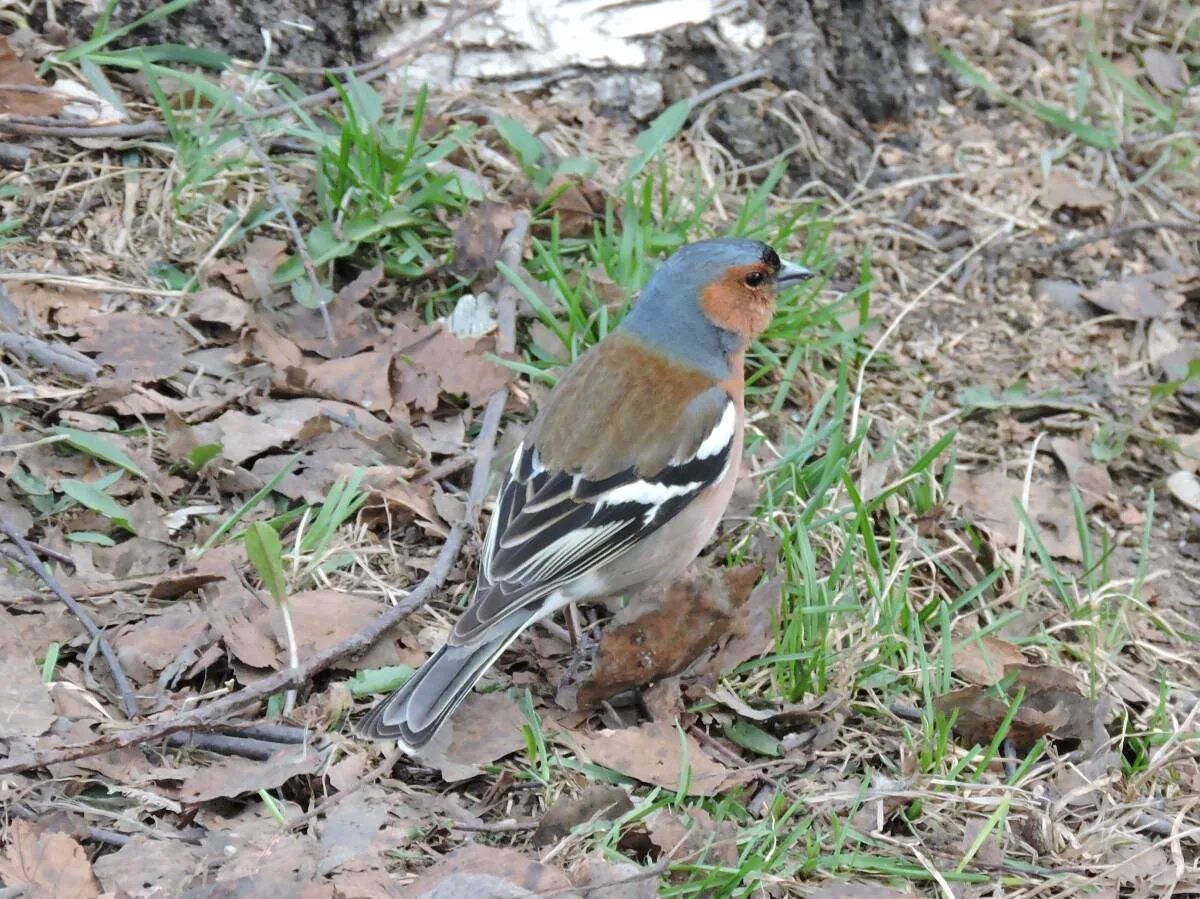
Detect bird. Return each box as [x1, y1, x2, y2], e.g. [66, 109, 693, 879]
[357, 238, 813, 751]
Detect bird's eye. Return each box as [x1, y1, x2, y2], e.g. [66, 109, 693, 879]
[744, 271, 766, 287]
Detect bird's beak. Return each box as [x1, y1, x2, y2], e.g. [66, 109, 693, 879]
[776, 261, 815, 286]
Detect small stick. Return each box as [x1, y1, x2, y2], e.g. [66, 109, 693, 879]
[0, 518, 138, 719]
[1027, 219, 1200, 260]
[687, 67, 770, 112]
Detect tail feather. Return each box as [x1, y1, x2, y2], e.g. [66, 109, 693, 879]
[355, 624, 528, 751]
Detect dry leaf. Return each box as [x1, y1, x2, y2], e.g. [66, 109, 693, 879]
[317, 785, 391, 875]
[415, 690, 527, 782]
[1049, 437, 1113, 508]
[112, 603, 212, 686]
[305, 350, 394, 411]
[392, 322, 511, 413]
[1143, 48, 1188, 92]
[645, 806, 738, 866]
[73, 312, 187, 381]
[951, 634, 1025, 686]
[570, 856, 658, 899]
[188, 287, 249, 329]
[1166, 470, 1200, 512]
[278, 590, 401, 670]
[950, 468, 1081, 561]
[576, 563, 761, 706]
[572, 721, 730, 796]
[1041, 167, 1114, 211]
[180, 744, 331, 802]
[194, 398, 388, 465]
[0, 606, 56, 739]
[452, 202, 516, 279]
[400, 844, 574, 898]
[0, 35, 64, 116]
[701, 577, 782, 675]
[92, 834, 202, 897]
[934, 665, 1107, 753]
[0, 820, 99, 899]
[533, 784, 634, 846]
[1082, 269, 1196, 320]
[545, 177, 603, 238]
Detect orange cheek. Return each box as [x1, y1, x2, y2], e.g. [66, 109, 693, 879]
[701, 281, 776, 338]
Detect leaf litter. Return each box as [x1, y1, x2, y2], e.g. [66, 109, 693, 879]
[3, 2, 1200, 896]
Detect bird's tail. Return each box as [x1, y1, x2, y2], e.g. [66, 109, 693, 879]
[355, 626, 525, 751]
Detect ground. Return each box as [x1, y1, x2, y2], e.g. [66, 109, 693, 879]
[0, 1, 1198, 898]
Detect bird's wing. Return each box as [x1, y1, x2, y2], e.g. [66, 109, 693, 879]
[449, 386, 736, 645]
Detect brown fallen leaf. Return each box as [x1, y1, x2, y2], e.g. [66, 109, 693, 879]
[194, 398, 391, 465]
[217, 237, 289, 301]
[533, 784, 634, 846]
[934, 664, 1108, 753]
[570, 855, 659, 899]
[1082, 269, 1198, 320]
[950, 634, 1025, 686]
[1041, 167, 1114, 211]
[148, 571, 224, 600]
[415, 690, 527, 782]
[304, 350, 394, 411]
[1143, 47, 1188, 92]
[72, 312, 187, 381]
[545, 176, 603, 238]
[400, 844, 574, 898]
[0, 607, 57, 739]
[276, 590, 401, 671]
[572, 721, 731, 796]
[700, 576, 782, 676]
[392, 321, 511, 413]
[0, 35, 65, 116]
[187, 286, 249, 330]
[645, 806, 738, 867]
[1049, 437, 1113, 509]
[949, 468, 1081, 561]
[92, 834, 202, 897]
[576, 563, 761, 707]
[317, 785, 392, 876]
[198, 813, 327, 893]
[180, 744, 331, 802]
[452, 202, 517, 279]
[0, 819, 99, 899]
[112, 603, 212, 686]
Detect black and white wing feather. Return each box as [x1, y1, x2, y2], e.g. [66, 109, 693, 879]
[450, 392, 736, 644]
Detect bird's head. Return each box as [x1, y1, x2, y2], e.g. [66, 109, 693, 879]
[623, 238, 813, 375]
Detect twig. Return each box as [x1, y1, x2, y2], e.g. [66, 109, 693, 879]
[448, 819, 539, 833]
[163, 731, 300, 761]
[0, 518, 138, 719]
[1027, 219, 1200, 260]
[0, 332, 102, 380]
[0, 215, 532, 778]
[687, 67, 770, 112]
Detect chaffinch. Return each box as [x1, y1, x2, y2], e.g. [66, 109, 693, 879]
[358, 238, 813, 750]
